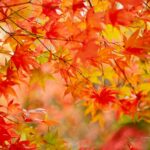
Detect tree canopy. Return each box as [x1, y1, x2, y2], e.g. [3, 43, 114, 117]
[0, 0, 150, 149]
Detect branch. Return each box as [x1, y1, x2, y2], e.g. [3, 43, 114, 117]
[0, 1, 31, 8]
[114, 59, 135, 92]
[87, 0, 92, 7]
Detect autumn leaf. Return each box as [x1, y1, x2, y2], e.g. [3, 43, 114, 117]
[0, 80, 16, 98]
[11, 44, 39, 73]
[107, 8, 135, 26]
[86, 8, 103, 30]
[30, 68, 54, 89]
[42, 120, 58, 126]
[92, 0, 110, 13]
[7, 99, 21, 115]
[0, 126, 11, 145]
[119, 98, 138, 117]
[124, 30, 150, 58]
[0, 0, 149, 148]
[117, 0, 143, 8]
[0, 116, 15, 146]
[75, 39, 99, 63]
[72, 0, 85, 12]
[98, 47, 117, 64]
[118, 92, 143, 117]
[42, 0, 61, 19]
[91, 87, 118, 105]
[9, 140, 36, 150]
[0, 46, 11, 55]
[43, 130, 67, 149]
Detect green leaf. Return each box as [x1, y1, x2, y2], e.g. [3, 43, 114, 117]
[43, 130, 67, 149]
[36, 51, 50, 64]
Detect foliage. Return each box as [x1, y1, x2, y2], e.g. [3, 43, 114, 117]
[0, 0, 150, 149]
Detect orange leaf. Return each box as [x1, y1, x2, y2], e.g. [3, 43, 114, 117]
[11, 45, 39, 73]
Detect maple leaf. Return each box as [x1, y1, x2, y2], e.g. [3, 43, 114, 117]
[98, 47, 117, 64]
[11, 45, 39, 73]
[0, 80, 16, 98]
[118, 92, 143, 117]
[30, 68, 54, 89]
[0, 3, 9, 21]
[119, 99, 138, 117]
[74, 39, 99, 63]
[1, 0, 30, 6]
[22, 108, 48, 123]
[0, 0, 149, 148]
[9, 140, 36, 150]
[6, 67, 20, 85]
[42, 0, 61, 19]
[91, 87, 118, 105]
[117, 0, 143, 8]
[0, 126, 11, 145]
[7, 99, 21, 116]
[72, 0, 85, 12]
[46, 21, 61, 39]
[86, 8, 103, 30]
[0, 116, 15, 146]
[124, 30, 150, 58]
[107, 8, 135, 26]
[46, 21, 73, 40]
[42, 120, 58, 126]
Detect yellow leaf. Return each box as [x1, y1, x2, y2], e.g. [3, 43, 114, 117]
[93, 0, 110, 12]
[102, 24, 122, 42]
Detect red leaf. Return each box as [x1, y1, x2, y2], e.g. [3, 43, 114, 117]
[118, 92, 143, 117]
[42, 0, 61, 19]
[0, 80, 16, 98]
[7, 99, 21, 115]
[117, 0, 143, 8]
[46, 21, 62, 38]
[107, 8, 135, 26]
[0, 116, 13, 145]
[0, 126, 11, 145]
[119, 99, 138, 116]
[72, 0, 85, 12]
[86, 8, 103, 30]
[10, 140, 36, 150]
[124, 30, 150, 57]
[91, 87, 118, 105]
[11, 45, 39, 73]
[75, 39, 99, 63]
